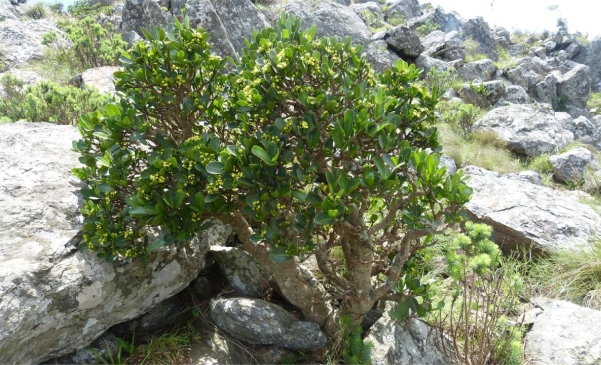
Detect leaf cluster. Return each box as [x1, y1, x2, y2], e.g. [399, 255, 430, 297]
[73, 14, 472, 278]
[0, 74, 109, 124]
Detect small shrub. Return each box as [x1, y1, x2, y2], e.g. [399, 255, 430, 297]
[587, 92, 601, 113]
[526, 154, 553, 174]
[25, 3, 47, 19]
[67, 0, 112, 19]
[553, 94, 569, 112]
[416, 20, 440, 37]
[424, 66, 457, 93]
[340, 316, 372, 365]
[49, 2, 64, 14]
[463, 37, 488, 63]
[437, 101, 482, 138]
[430, 222, 524, 365]
[0, 75, 110, 124]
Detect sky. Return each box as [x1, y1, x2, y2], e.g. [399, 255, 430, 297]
[427, 0, 601, 39]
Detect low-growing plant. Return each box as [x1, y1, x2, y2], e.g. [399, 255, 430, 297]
[73, 14, 472, 337]
[67, 0, 113, 19]
[340, 315, 372, 365]
[415, 20, 440, 37]
[437, 101, 482, 138]
[529, 240, 601, 310]
[424, 66, 457, 94]
[587, 92, 601, 113]
[430, 222, 524, 365]
[0, 75, 110, 124]
[463, 37, 488, 63]
[25, 3, 47, 19]
[493, 45, 516, 70]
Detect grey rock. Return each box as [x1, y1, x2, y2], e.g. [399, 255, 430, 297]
[209, 297, 328, 351]
[0, 17, 60, 71]
[499, 85, 530, 105]
[457, 58, 495, 82]
[506, 63, 543, 90]
[460, 17, 498, 61]
[350, 2, 385, 29]
[531, 46, 546, 58]
[207, 0, 270, 57]
[473, 104, 573, 157]
[573, 36, 601, 92]
[0, 121, 230, 364]
[363, 40, 399, 74]
[439, 154, 457, 176]
[548, 147, 599, 184]
[210, 246, 265, 298]
[189, 329, 250, 365]
[365, 304, 449, 365]
[81, 66, 121, 95]
[517, 307, 543, 325]
[183, 0, 236, 58]
[464, 165, 601, 252]
[120, 0, 172, 37]
[482, 80, 506, 105]
[285, 0, 371, 46]
[504, 170, 543, 186]
[544, 40, 557, 52]
[407, 7, 461, 34]
[565, 42, 581, 59]
[562, 115, 601, 148]
[44, 332, 120, 365]
[530, 73, 559, 104]
[415, 54, 454, 73]
[525, 300, 601, 365]
[557, 63, 591, 110]
[383, 0, 422, 22]
[384, 25, 423, 57]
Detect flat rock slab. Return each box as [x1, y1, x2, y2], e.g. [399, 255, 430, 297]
[82, 66, 121, 94]
[0, 122, 227, 364]
[465, 165, 601, 252]
[525, 300, 601, 364]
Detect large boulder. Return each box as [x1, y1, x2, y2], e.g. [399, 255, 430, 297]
[473, 104, 573, 157]
[209, 297, 328, 351]
[285, 0, 371, 46]
[179, 0, 236, 58]
[525, 300, 601, 364]
[383, 0, 422, 22]
[363, 40, 399, 74]
[0, 15, 59, 71]
[573, 36, 601, 92]
[81, 66, 121, 94]
[421, 30, 464, 61]
[557, 63, 592, 110]
[384, 25, 423, 57]
[0, 122, 229, 364]
[350, 2, 385, 30]
[210, 246, 265, 298]
[548, 147, 599, 184]
[464, 165, 601, 252]
[120, 0, 173, 38]
[407, 7, 462, 34]
[562, 115, 601, 149]
[365, 305, 448, 365]
[460, 17, 498, 61]
[457, 58, 495, 82]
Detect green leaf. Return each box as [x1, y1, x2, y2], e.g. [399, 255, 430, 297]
[315, 212, 334, 225]
[269, 246, 292, 263]
[206, 161, 225, 174]
[251, 145, 275, 165]
[104, 104, 121, 117]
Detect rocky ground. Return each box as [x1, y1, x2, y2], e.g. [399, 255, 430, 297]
[2, 0, 601, 364]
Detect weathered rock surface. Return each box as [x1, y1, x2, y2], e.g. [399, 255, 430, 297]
[209, 297, 328, 351]
[473, 104, 573, 157]
[384, 25, 423, 57]
[548, 147, 599, 184]
[363, 40, 399, 74]
[464, 165, 601, 252]
[0, 122, 229, 364]
[120, 0, 173, 38]
[383, 0, 422, 21]
[350, 2, 385, 29]
[407, 7, 461, 34]
[573, 36, 601, 92]
[81, 66, 121, 94]
[285, 0, 371, 46]
[525, 300, 601, 365]
[457, 58, 495, 82]
[557, 63, 592, 110]
[460, 17, 498, 61]
[0, 16, 59, 71]
[498, 85, 530, 105]
[210, 246, 265, 298]
[365, 306, 448, 365]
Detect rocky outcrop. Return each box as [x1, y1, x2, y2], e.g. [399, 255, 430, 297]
[573, 37, 601, 92]
[557, 63, 591, 110]
[548, 147, 599, 184]
[407, 7, 461, 34]
[473, 104, 573, 157]
[457, 58, 495, 82]
[120, 0, 173, 38]
[525, 300, 601, 365]
[384, 25, 424, 57]
[460, 17, 498, 61]
[383, 0, 422, 22]
[285, 0, 371, 46]
[210, 246, 265, 298]
[81, 66, 121, 94]
[421, 30, 464, 61]
[465, 165, 601, 252]
[350, 2, 385, 30]
[365, 306, 448, 365]
[561, 115, 601, 149]
[209, 297, 328, 351]
[0, 122, 230, 364]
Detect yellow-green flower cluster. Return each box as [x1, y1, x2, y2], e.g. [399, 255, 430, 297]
[190, 211, 202, 223]
[261, 132, 280, 144]
[198, 150, 214, 166]
[149, 173, 166, 184]
[251, 200, 262, 212]
[300, 52, 319, 69]
[275, 49, 289, 69]
[206, 175, 223, 194]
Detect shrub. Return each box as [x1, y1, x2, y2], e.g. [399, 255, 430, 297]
[415, 20, 440, 37]
[430, 222, 524, 365]
[52, 17, 128, 69]
[0, 75, 109, 124]
[437, 101, 482, 138]
[340, 316, 372, 365]
[424, 66, 457, 94]
[25, 3, 47, 19]
[73, 15, 472, 336]
[463, 37, 488, 63]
